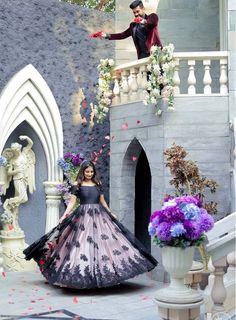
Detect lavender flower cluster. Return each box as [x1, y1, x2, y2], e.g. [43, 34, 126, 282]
[57, 152, 84, 205]
[148, 195, 214, 248]
[57, 152, 84, 171]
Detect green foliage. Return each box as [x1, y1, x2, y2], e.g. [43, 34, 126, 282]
[60, 0, 115, 12]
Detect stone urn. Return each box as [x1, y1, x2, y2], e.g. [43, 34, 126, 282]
[155, 246, 203, 304]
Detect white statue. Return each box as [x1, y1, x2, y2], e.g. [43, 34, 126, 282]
[0, 135, 36, 233]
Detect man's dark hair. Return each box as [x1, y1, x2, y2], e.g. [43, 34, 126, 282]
[129, 0, 144, 9]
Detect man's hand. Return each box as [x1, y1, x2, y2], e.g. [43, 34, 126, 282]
[89, 31, 107, 39]
[133, 16, 146, 24]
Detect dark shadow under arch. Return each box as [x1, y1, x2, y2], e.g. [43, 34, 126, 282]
[135, 149, 151, 252]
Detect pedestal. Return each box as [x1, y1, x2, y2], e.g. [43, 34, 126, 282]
[155, 246, 203, 319]
[0, 233, 36, 271]
[43, 181, 62, 232]
[185, 261, 204, 289]
[155, 299, 203, 320]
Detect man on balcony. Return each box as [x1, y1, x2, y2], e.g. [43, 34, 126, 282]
[99, 0, 162, 59]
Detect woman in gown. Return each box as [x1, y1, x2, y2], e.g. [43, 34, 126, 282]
[24, 160, 158, 289]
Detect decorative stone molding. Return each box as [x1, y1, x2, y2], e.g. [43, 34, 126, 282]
[0, 234, 36, 271]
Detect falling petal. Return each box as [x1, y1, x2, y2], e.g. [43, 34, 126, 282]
[121, 123, 128, 130]
[105, 135, 110, 140]
[73, 296, 79, 304]
[132, 156, 137, 161]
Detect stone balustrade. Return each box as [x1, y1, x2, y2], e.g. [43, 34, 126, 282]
[205, 212, 236, 316]
[112, 51, 228, 105]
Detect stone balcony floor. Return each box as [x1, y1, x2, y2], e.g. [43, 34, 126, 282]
[0, 271, 163, 320]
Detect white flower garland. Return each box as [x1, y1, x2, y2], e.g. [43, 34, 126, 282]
[144, 43, 175, 115]
[94, 58, 114, 123]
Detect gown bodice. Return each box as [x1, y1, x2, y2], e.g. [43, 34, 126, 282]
[72, 185, 102, 204]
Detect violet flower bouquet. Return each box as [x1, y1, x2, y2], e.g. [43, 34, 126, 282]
[57, 152, 84, 205]
[148, 195, 214, 248]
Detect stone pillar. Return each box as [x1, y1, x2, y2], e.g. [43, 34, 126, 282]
[43, 181, 62, 233]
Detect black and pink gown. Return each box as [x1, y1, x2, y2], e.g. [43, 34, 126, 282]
[24, 185, 157, 289]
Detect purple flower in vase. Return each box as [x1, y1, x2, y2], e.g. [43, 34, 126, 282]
[157, 222, 172, 241]
[161, 205, 185, 223]
[199, 212, 214, 233]
[150, 210, 162, 222]
[64, 152, 74, 160]
[72, 153, 83, 166]
[170, 222, 186, 237]
[181, 203, 201, 220]
[175, 195, 202, 206]
[183, 220, 202, 240]
[148, 223, 156, 236]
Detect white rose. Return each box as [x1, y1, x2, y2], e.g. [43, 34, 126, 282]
[108, 59, 114, 66]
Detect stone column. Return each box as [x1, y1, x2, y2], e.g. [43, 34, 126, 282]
[43, 181, 62, 233]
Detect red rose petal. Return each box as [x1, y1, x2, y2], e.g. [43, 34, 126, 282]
[73, 296, 79, 304]
[121, 123, 128, 130]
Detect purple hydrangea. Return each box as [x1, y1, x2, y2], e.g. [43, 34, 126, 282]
[199, 213, 214, 233]
[170, 222, 186, 237]
[148, 194, 214, 247]
[72, 153, 83, 166]
[57, 159, 71, 172]
[157, 222, 172, 241]
[64, 152, 74, 160]
[148, 223, 156, 236]
[181, 203, 201, 220]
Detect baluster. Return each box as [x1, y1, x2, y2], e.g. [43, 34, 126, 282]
[173, 58, 180, 94]
[223, 251, 236, 310]
[120, 70, 130, 103]
[139, 65, 148, 99]
[130, 67, 139, 100]
[203, 59, 212, 94]
[211, 258, 227, 315]
[112, 73, 120, 105]
[220, 58, 228, 94]
[188, 59, 196, 94]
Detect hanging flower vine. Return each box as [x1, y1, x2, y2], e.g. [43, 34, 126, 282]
[145, 43, 176, 115]
[94, 58, 114, 123]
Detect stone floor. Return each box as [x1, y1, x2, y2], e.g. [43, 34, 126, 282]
[0, 271, 163, 320]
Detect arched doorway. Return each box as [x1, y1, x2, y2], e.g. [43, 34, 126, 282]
[135, 149, 151, 252]
[0, 64, 63, 232]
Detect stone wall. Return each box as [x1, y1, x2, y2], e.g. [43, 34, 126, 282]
[109, 96, 231, 276]
[0, 0, 114, 242]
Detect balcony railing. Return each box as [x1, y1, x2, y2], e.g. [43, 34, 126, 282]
[112, 51, 228, 105]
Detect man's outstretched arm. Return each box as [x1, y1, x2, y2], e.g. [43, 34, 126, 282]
[102, 27, 132, 40]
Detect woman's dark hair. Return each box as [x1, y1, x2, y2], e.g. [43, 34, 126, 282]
[129, 0, 144, 9]
[76, 160, 101, 187]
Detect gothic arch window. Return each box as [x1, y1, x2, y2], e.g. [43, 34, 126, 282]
[0, 64, 63, 181]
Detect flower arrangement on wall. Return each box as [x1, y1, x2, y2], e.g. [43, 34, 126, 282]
[144, 43, 175, 115]
[94, 58, 114, 123]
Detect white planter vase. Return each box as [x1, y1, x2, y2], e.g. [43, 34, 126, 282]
[155, 246, 203, 304]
